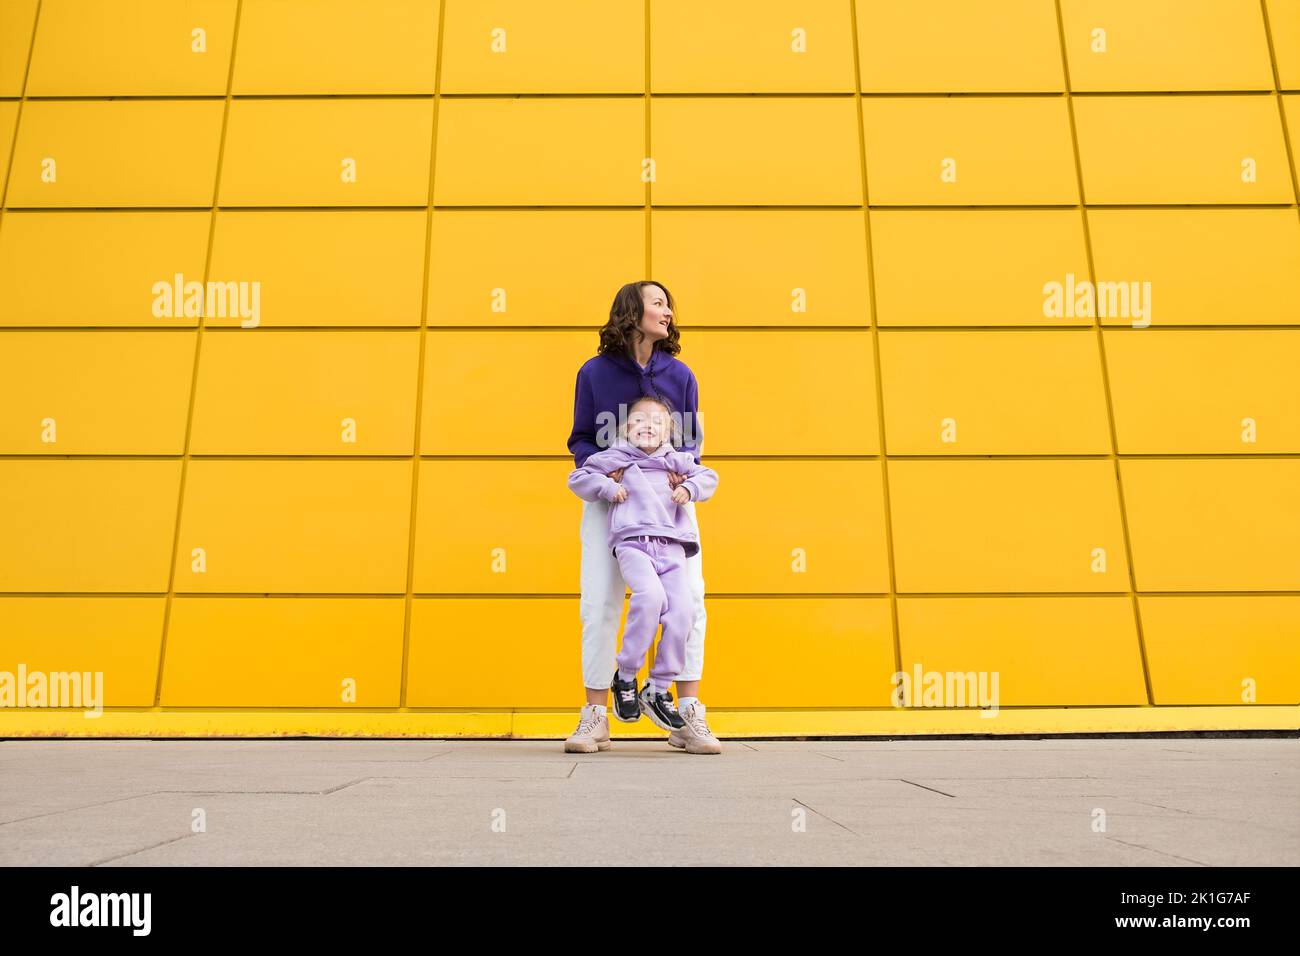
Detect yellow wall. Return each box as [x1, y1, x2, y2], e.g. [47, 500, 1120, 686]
[0, 0, 1298, 737]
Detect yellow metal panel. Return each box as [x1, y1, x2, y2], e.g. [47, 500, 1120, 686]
[412, 460, 577, 593]
[1087, 209, 1300, 326]
[898, 596, 1146, 705]
[1285, 96, 1299, 181]
[434, 97, 642, 205]
[652, 210, 869, 326]
[0, 0, 38, 96]
[441, 0, 641, 93]
[857, 0, 1065, 93]
[687, 330, 879, 455]
[26, 0, 236, 95]
[699, 598, 895, 707]
[0, 211, 210, 327]
[7, 101, 224, 207]
[880, 330, 1111, 454]
[651, 97, 862, 205]
[704, 460, 891, 594]
[0, 100, 16, 196]
[1073, 95, 1294, 203]
[233, 0, 438, 94]
[406, 597, 582, 706]
[1106, 330, 1300, 453]
[888, 460, 1129, 592]
[175, 460, 412, 593]
[420, 330, 591, 454]
[0, 330, 194, 453]
[1270, 0, 1300, 89]
[1122, 459, 1300, 591]
[433, 97, 643, 205]
[0, 597, 165, 707]
[428, 210, 643, 326]
[871, 210, 1091, 327]
[0, 460, 181, 591]
[861, 97, 1078, 205]
[161, 597, 405, 706]
[1060, 0, 1274, 91]
[651, 0, 854, 93]
[219, 100, 433, 207]
[190, 330, 419, 454]
[208, 211, 426, 327]
[1140, 596, 1300, 704]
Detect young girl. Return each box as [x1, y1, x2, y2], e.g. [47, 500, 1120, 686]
[567, 395, 719, 733]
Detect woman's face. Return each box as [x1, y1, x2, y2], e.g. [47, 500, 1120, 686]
[637, 285, 673, 344]
[626, 402, 671, 449]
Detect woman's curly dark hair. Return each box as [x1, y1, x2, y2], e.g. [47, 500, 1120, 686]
[598, 281, 681, 358]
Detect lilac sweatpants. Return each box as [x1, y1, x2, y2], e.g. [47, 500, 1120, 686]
[614, 534, 694, 693]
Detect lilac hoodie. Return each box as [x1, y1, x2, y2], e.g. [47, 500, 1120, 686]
[567, 437, 719, 558]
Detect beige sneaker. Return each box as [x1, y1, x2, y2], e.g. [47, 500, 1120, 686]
[667, 700, 722, 754]
[564, 704, 611, 753]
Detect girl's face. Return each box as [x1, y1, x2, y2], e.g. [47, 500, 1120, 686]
[626, 402, 671, 450]
[636, 285, 673, 344]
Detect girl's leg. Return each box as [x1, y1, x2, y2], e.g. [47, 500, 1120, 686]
[613, 541, 668, 682]
[649, 543, 693, 693]
[579, 499, 626, 706]
[676, 499, 706, 697]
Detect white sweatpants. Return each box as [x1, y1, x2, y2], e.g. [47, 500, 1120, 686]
[579, 497, 706, 690]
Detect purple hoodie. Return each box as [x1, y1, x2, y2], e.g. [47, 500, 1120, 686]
[567, 438, 719, 558]
[567, 349, 702, 469]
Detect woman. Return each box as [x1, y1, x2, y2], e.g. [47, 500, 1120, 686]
[564, 281, 721, 755]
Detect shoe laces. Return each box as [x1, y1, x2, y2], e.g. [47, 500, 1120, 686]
[575, 708, 602, 735]
[618, 687, 636, 703]
[682, 703, 711, 737]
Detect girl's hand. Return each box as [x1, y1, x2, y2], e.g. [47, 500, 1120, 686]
[607, 468, 624, 482]
[671, 486, 690, 504]
[612, 486, 628, 503]
[666, 471, 685, 488]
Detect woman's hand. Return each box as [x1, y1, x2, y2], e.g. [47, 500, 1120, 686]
[671, 485, 690, 504]
[666, 471, 685, 488]
[607, 468, 624, 482]
[611, 486, 628, 503]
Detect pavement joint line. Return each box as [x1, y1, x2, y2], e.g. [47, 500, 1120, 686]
[1130, 800, 1194, 815]
[899, 779, 957, 798]
[791, 797, 860, 837]
[815, 752, 847, 762]
[1103, 836, 1210, 867]
[0, 791, 165, 827]
[89, 833, 197, 869]
[420, 750, 454, 762]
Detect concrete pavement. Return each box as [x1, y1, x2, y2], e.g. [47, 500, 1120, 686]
[0, 737, 1295, 866]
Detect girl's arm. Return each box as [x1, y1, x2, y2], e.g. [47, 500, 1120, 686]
[675, 456, 718, 503]
[567, 453, 624, 502]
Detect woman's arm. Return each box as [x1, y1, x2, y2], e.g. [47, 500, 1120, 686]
[566, 367, 601, 468]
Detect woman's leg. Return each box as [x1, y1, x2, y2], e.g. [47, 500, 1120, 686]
[579, 499, 626, 706]
[676, 499, 706, 698]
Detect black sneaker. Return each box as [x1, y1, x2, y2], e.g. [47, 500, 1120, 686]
[639, 683, 686, 732]
[610, 672, 641, 723]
